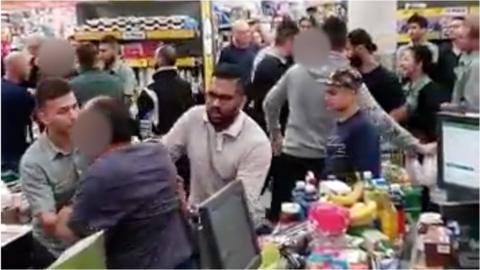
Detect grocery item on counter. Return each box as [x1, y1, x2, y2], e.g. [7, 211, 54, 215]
[308, 202, 350, 236]
[280, 202, 302, 225]
[328, 181, 364, 206]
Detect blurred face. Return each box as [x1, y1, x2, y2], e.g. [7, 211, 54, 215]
[10, 55, 30, 80]
[283, 37, 296, 56]
[457, 24, 475, 52]
[252, 31, 263, 47]
[345, 40, 363, 68]
[38, 92, 79, 135]
[325, 85, 356, 112]
[72, 109, 111, 159]
[205, 77, 245, 130]
[446, 19, 465, 41]
[407, 23, 426, 42]
[98, 43, 116, 65]
[27, 41, 41, 57]
[233, 25, 251, 48]
[398, 49, 420, 79]
[299, 20, 312, 31]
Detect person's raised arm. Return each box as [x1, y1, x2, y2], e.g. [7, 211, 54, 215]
[358, 84, 422, 152]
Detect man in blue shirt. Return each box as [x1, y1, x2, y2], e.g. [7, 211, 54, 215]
[1, 52, 35, 171]
[55, 97, 195, 269]
[324, 67, 381, 180]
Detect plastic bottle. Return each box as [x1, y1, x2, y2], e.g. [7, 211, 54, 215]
[380, 201, 399, 242]
[291, 181, 306, 219]
[304, 184, 318, 215]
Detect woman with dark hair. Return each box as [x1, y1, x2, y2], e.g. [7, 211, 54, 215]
[394, 45, 450, 142]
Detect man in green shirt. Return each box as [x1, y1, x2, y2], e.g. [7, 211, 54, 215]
[70, 43, 123, 107]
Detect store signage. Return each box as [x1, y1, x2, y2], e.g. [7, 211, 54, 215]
[122, 31, 146, 40]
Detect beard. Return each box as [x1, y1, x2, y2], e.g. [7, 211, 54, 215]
[349, 55, 363, 68]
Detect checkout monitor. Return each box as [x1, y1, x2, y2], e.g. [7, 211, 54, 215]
[437, 112, 479, 201]
[198, 180, 261, 269]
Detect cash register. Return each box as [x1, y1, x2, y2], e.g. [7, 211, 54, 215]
[435, 112, 479, 268]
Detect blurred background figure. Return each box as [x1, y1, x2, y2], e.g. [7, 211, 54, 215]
[23, 34, 45, 88]
[70, 42, 123, 107]
[1, 52, 35, 172]
[433, 16, 465, 96]
[98, 35, 137, 104]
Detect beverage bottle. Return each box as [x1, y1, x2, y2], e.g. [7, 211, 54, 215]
[291, 181, 306, 219]
[380, 201, 399, 242]
[304, 184, 318, 215]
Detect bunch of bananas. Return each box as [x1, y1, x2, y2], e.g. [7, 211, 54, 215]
[327, 181, 378, 227]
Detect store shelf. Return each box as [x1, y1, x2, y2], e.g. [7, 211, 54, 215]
[125, 56, 197, 68]
[75, 29, 195, 41]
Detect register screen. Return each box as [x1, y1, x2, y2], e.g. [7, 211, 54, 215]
[442, 120, 480, 189]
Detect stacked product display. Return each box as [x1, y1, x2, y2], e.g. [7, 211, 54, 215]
[75, 15, 199, 32]
[257, 165, 463, 270]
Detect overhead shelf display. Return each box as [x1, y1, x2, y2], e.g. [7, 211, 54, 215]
[75, 29, 196, 41]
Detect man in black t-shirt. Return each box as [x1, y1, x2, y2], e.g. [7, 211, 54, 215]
[347, 29, 405, 114]
[250, 20, 299, 132]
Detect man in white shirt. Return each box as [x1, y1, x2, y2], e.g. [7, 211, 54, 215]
[163, 63, 272, 225]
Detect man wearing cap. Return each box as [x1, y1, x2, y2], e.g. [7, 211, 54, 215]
[324, 67, 381, 179]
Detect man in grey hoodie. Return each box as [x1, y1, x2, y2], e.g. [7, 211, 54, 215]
[263, 17, 431, 220]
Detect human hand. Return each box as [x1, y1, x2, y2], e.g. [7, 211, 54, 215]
[415, 142, 437, 156]
[270, 131, 283, 156]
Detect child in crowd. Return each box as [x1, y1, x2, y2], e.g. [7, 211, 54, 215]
[323, 67, 381, 180]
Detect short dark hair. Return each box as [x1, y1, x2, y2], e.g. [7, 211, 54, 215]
[406, 45, 433, 74]
[452, 16, 466, 22]
[156, 44, 177, 66]
[348, 28, 378, 53]
[76, 42, 97, 68]
[407, 14, 429, 29]
[322, 16, 347, 50]
[212, 63, 245, 95]
[85, 96, 135, 144]
[275, 19, 300, 45]
[35, 77, 72, 108]
[99, 35, 119, 52]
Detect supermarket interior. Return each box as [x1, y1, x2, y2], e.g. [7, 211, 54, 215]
[1, 0, 479, 269]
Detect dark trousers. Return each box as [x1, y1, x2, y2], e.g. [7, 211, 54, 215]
[268, 153, 325, 221]
[32, 239, 57, 269]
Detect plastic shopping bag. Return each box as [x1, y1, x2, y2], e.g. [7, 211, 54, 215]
[405, 155, 437, 187]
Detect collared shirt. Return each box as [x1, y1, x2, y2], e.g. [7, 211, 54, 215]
[397, 41, 439, 63]
[107, 59, 137, 96]
[163, 106, 272, 225]
[20, 133, 85, 256]
[403, 75, 432, 113]
[452, 51, 479, 112]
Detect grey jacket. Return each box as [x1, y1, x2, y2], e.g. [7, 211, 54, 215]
[263, 51, 418, 159]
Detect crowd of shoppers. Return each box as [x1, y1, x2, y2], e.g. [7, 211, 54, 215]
[0, 10, 478, 269]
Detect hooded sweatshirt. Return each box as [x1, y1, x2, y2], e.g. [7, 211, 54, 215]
[263, 51, 419, 159]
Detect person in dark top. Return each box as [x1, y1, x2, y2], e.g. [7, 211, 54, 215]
[394, 45, 450, 142]
[324, 67, 381, 179]
[137, 44, 194, 135]
[1, 52, 35, 171]
[70, 43, 123, 107]
[218, 19, 259, 85]
[432, 16, 465, 97]
[347, 28, 405, 113]
[56, 97, 195, 269]
[250, 19, 299, 132]
[23, 35, 44, 88]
